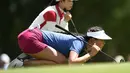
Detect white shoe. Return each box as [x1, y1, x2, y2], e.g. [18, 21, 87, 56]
[8, 58, 23, 68]
[8, 53, 27, 68]
[8, 53, 31, 68]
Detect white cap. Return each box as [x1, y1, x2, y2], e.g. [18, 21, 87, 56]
[87, 30, 112, 40]
[56, 0, 78, 2]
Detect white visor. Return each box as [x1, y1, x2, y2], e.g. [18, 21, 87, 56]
[87, 30, 112, 40]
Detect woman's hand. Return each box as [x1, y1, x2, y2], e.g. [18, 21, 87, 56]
[64, 12, 72, 22]
[89, 43, 101, 57]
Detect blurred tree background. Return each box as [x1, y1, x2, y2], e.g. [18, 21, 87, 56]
[0, 0, 130, 62]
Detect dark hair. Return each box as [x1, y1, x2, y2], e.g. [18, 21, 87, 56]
[48, 0, 59, 6]
[87, 26, 103, 32]
[50, 0, 66, 6]
[83, 26, 103, 41]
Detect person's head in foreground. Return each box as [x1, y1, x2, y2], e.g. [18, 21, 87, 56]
[82, 26, 112, 57]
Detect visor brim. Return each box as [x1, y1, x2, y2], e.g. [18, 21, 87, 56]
[87, 30, 112, 40]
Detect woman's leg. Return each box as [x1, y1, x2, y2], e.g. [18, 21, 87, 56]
[18, 28, 67, 65]
[27, 46, 67, 64]
[23, 59, 57, 67]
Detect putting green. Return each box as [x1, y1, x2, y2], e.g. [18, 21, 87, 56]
[1, 62, 130, 73]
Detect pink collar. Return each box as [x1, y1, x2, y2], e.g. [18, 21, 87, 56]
[56, 4, 64, 20]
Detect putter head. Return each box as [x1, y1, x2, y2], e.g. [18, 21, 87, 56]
[115, 55, 125, 63]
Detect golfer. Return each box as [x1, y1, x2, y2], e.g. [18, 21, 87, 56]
[29, 0, 78, 32]
[17, 26, 112, 66]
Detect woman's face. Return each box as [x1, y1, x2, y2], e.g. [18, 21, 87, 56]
[63, 0, 73, 10]
[86, 38, 105, 52]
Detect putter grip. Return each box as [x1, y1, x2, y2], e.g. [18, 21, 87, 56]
[55, 24, 88, 43]
[55, 25, 75, 36]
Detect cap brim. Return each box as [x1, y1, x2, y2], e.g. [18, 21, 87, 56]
[87, 30, 112, 40]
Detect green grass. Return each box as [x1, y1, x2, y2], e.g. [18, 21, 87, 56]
[1, 62, 130, 73]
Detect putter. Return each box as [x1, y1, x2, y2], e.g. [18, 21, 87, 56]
[70, 19, 79, 35]
[55, 25, 124, 63]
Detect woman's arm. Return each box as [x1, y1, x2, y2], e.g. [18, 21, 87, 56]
[68, 44, 100, 64]
[68, 51, 91, 64]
